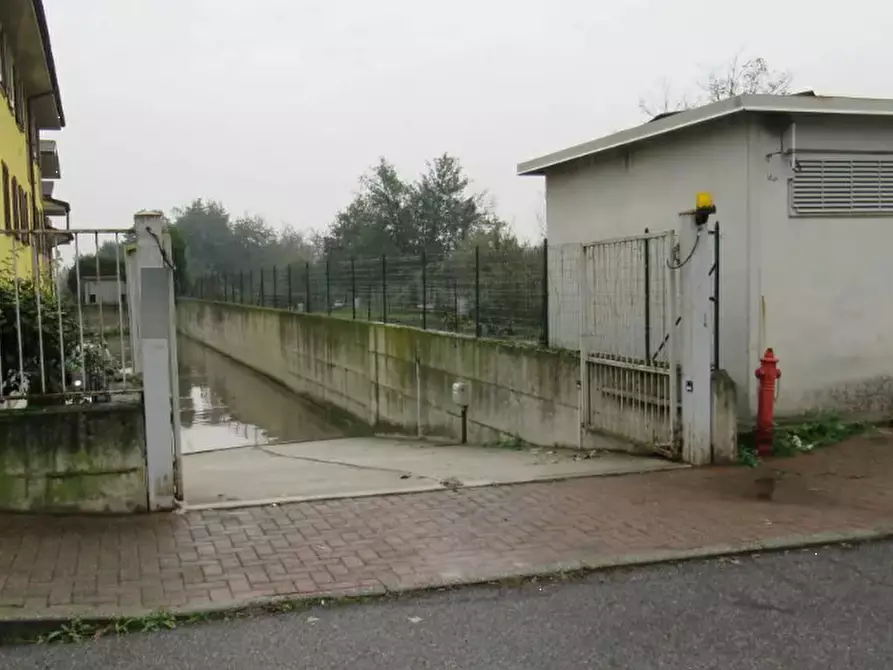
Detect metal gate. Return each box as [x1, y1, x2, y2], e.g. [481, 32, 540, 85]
[579, 230, 681, 458]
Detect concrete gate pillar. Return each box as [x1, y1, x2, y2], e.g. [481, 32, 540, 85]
[133, 210, 183, 510]
[679, 200, 715, 465]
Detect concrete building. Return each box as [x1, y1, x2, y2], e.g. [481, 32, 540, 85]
[519, 93, 893, 419]
[81, 276, 127, 306]
[0, 1, 68, 276]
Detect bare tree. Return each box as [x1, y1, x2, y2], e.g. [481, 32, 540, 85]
[702, 55, 791, 102]
[639, 54, 792, 118]
[639, 79, 693, 118]
[534, 189, 547, 241]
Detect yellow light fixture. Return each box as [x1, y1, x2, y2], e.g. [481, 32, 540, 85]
[696, 192, 713, 209]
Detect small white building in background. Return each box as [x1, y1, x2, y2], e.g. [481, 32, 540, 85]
[81, 276, 126, 305]
[519, 93, 893, 419]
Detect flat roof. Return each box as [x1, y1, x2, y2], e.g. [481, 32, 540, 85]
[517, 94, 893, 176]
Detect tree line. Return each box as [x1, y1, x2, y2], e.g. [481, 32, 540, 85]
[176, 154, 546, 339]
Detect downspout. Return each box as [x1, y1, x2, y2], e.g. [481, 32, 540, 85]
[26, 96, 42, 279]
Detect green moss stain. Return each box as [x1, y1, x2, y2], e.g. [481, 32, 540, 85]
[181, 299, 584, 447]
[0, 403, 147, 513]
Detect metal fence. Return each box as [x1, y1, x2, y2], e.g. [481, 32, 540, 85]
[581, 230, 676, 365]
[579, 230, 681, 456]
[0, 228, 139, 408]
[187, 243, 549, 344]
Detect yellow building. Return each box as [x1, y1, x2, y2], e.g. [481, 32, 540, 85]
[0, 0, 65, 280]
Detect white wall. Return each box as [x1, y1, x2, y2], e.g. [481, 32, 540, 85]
[749, 115, 893, 417]
[82, 278, 125, 305]
[544, 117, 752, 412]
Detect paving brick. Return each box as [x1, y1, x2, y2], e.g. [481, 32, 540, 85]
[2, 436, 893, 619]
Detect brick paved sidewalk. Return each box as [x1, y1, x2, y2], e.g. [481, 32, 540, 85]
[2, 433, 892, 621]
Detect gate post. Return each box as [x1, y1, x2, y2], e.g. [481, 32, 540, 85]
[134, 210, 182, 510]
[678, 195, 716, 465]
[124, 244, 141, 374]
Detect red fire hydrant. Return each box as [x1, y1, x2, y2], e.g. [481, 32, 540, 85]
[754, 348, 781, 457]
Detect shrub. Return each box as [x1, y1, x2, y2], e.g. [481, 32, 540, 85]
[0, 266, 110, 400]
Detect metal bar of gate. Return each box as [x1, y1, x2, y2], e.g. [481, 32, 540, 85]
[665, 230, 679, 446]
[643, 229, 651, 364]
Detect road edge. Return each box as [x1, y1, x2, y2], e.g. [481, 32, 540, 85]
[2, 525, 892, 643]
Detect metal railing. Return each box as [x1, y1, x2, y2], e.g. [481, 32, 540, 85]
[0, 228, 140, 408]
[186, 243, 550, 344]
[578, 230, 680, 454]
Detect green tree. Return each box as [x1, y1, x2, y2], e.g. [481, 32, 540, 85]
[323, 154, 500, 259]
[168, 224, 189, 294]
[171, 199, 235, 275]
[324, 159, 409, 258]
[409, 153, 490, 255]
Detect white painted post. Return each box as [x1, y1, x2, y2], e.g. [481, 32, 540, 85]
[166, 232, 184, 501]
[134, 210, 177, 510]
[578, 243, 590, 450]
[124, 246, 141, 374]
[679, 215, 713, 465]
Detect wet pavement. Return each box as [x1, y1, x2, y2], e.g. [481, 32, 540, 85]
[177, 336, 350, 454]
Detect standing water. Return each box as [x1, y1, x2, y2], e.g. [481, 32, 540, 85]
[177, 336, 350, 453]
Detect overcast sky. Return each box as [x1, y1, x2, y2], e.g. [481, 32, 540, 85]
[43, 0, 892, 241]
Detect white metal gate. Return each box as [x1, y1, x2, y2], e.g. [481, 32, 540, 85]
[579, 231, 681, 458]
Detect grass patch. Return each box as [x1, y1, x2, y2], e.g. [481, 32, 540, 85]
[738, 412, 870, 467]
[0, 596, 366, 647]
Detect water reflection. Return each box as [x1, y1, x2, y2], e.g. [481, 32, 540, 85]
[177, 336, 349, 453]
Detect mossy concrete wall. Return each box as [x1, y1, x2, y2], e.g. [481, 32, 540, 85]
[0, 403, 148, 513]
[177, 299, 592, 449]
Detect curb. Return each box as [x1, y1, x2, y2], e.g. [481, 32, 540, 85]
[3, 525, 892, 642]
[181, 459, 685, 512]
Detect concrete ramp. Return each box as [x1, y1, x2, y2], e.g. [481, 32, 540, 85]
[182, 436, 683, 508]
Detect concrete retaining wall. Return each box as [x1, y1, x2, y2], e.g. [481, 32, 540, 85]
[0, 402, 148, 513]
[176, 299, 599, 450]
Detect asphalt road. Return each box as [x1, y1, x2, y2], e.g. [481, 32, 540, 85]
[5, 540, 893, 669]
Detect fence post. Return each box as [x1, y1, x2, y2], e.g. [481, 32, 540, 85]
[421, 251, 427, 330]
[238, 271, 244, 304]
[350, 257, 357, 320]
[474, 245, 481, 337]
[304, 261, 311, 312]
[679, 213, 714, 465]
[222, 274, 228, 302]
[713, 221, 720, 370]
[272, 265, 278, 308]
[248, 270, 254, 305]
[540, 238, 549, 347]
[643, 229, 651, 363]
[381, 254, 387, 323]
[286, 265, 292, 310]
[133, 210, 179, 511]
[259, 268, 265, 307]
[326, 256, 332, 315]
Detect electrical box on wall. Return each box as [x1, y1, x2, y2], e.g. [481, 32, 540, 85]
[451, 381, 469, 407]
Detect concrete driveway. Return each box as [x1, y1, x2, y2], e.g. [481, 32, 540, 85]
[182, 436, 682, 508]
